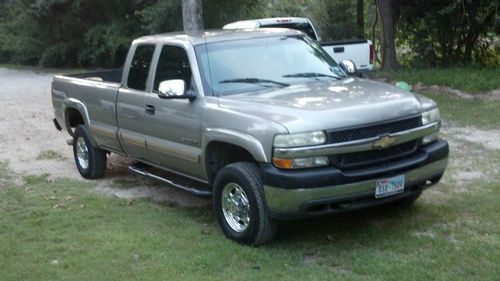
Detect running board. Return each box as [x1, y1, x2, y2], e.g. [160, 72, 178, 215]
[128, 164, 212, 197]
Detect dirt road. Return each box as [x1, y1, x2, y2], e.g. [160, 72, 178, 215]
[1, 67, 498, 205]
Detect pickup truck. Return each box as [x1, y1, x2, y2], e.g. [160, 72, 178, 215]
[223, 17, 374, 73]
[52, 28, 448, 245]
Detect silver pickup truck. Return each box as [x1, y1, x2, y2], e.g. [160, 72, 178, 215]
[52, 28, 448, 245]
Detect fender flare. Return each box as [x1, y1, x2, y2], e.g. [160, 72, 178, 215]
[202, 128, 269, 163]
[61, 98, 97, 146]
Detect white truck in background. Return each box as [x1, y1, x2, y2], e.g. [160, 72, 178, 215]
[223, 17, 374, 74]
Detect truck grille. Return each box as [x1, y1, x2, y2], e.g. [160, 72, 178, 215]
[327, 116, 422, 169]
[326, 116, 422, 144]
[332, 140, 419, 169]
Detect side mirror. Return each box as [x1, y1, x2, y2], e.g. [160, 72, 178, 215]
[158, 79, 195, 100]
[339, 60, 357, 75]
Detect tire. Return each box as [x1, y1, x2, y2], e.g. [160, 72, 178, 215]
[213, 162, 277, 246]
[73, 125, 107, 179]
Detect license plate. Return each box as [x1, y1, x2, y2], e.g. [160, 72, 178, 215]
[375, 175, 405, 198]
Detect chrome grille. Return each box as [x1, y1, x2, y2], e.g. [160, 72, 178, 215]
[332, 140, 419, 169]
[326, 116, 422, 144]
[327, 116, 422, 169]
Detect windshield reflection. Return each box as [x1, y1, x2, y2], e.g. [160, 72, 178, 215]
[197, 36, 347, 96]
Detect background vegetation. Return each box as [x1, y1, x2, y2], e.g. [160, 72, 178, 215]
[0, 0, 498, 69]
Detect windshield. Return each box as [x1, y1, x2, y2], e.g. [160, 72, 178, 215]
[196, 36, 347, 96]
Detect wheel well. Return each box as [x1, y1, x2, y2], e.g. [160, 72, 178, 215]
[66, 108, 84, 128]
[205, 141, 257, 185]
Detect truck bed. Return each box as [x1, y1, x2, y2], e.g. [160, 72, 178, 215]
[65, 68, 123, 83]
[320, 40, 373, 73]
[52, 68, 123, 153]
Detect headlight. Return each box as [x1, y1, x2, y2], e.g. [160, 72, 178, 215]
[421, 108, 441, 144]
[272, 156, 330, 169]
[422, 108, 440, 125]
[274, 131, 326, 148]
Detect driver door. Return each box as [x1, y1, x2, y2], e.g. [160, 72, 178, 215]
[143, 45, 204, 179]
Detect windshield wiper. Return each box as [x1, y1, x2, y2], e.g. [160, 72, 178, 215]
[282, 72, 342, 80]
[219, 78, 289, 88]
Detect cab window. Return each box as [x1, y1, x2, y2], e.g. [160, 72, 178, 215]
[153, 45, 192, 92]
[127, 44, 155, 91]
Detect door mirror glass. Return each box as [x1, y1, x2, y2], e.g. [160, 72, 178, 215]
[339, 60, 357, 75]
[158, 79, 186, 98]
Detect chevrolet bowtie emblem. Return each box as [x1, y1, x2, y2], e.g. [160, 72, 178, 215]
[373, 135, 396, 149]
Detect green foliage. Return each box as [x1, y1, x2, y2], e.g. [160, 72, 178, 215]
[316, 0, 358, 40]
[0, 0, 497, 68]
[80, 22, 134, 67]
[398, 0, 498, 67]
[137, 1, 183, 34]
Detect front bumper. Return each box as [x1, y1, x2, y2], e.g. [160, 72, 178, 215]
[260, 140, 448, 219]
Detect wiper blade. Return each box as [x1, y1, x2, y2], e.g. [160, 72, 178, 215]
[219, 78, 289, 87]
[282, 72, 341, 80]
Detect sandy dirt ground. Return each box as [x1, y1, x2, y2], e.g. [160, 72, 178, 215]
[0, 68, 209, 207]
[1, 68, 498, 206]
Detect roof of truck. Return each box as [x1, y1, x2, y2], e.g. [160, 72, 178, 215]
[223, 17, 311, 29]
[133, 28, 305, 46]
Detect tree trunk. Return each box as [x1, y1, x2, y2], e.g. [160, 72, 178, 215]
[371, 0, 381, 65]
[182, 0, 204, 35]
[357, 0, 364, 38]
[376, 0, 398, 70]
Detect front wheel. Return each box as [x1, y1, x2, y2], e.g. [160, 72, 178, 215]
[73, 125, 107, 179]
[213, 162, 277, 246]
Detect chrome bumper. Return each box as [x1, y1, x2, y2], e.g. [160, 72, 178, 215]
[263, 157, 448, 216]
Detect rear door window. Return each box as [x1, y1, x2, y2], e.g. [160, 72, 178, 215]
[127, 45, 155, 91]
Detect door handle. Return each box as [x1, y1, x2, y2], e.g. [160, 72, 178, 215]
[145, 104, 155, 115]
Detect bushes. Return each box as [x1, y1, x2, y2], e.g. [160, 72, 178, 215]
[0, 0, 498, 68]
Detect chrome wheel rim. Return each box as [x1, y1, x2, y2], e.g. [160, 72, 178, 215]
[221, 183, 251, 233]
[76, 137, 89, 170]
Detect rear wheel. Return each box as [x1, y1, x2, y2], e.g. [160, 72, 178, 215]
[73, 125, 107, 179]
[213, 162, 277, 245]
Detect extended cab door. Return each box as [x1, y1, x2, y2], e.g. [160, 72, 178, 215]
[143, 44, 204, 179]
[116, 44, 156, 160]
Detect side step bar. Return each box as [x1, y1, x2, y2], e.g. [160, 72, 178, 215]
[128, 164, 212, 197]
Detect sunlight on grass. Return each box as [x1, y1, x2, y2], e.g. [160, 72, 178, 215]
[373, 67, 500, 93]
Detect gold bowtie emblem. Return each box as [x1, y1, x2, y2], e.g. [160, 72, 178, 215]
[373, 135, 396, 149]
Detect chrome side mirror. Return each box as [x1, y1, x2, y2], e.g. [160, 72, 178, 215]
[158, 79, 196, 101]
[159, 79, 186, 98]
[339, 60, 357, 75]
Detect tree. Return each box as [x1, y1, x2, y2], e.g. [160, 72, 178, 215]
[398, 0, 497, 66]
[182, 0, 204, 35]
[376, 0, 399, 69]
[356, 0, 364, 38]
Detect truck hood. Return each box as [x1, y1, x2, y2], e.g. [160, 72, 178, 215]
[217, 78, 423, 133]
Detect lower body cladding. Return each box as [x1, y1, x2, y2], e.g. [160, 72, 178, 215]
[260, 140, 449, 219]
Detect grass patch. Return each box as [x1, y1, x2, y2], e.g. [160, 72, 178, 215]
[36, 150, 67, 161]
[1, 162, 499, 280]
[372, 67, 500, 93]
[111, 178, 142, 189]
[420, 92, 500, 128]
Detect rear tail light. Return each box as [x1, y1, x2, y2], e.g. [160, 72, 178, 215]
[369, 44, 374, 65]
